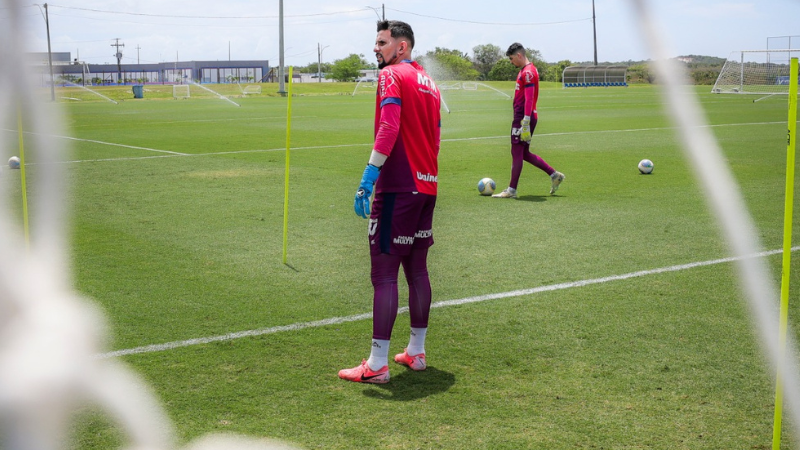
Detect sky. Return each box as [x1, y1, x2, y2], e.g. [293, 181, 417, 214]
[6, 0, 799, 68]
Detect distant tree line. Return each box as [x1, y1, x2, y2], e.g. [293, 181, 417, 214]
[294, 46, 725, 85]
[627, 56, 726, 85]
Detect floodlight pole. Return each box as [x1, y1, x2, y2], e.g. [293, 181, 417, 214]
[592, 0, 598, 66]
[278, 0, 286, 96]
[43, 3, 55, 101]
[317, 43, 329, 83]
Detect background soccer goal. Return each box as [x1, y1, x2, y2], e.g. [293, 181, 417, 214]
[712, 49, 799, 95]
[172, 84, 190, 99]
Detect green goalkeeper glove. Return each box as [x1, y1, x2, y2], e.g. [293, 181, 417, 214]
[520, 116, 532, 142]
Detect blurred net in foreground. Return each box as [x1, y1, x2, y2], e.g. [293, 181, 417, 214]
[0, 1, 299, 449]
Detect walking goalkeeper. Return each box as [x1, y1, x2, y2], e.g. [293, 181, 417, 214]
[339, 20, 442, 384]
[493, 42, 565, 198]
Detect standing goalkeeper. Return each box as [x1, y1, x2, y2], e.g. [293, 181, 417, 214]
[338, 20, 441, 384]
[493, 42, 565, 198]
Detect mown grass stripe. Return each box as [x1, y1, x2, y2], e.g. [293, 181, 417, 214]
[98, 246, 795, 359]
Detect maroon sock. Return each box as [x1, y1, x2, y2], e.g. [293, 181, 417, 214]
[370, 253, 401, 340]
[402, 247, 431, 328]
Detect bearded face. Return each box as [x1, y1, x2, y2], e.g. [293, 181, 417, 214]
[374, 30, 405, 69]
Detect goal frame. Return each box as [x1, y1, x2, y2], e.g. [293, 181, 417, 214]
[712, 49, 799, 95]
[172, 84, 190, 99]
[242, 85, 262, 95]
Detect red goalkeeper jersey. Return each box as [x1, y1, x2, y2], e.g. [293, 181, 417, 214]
[513, 62, 539, 122]
[373, 60, 441, 196]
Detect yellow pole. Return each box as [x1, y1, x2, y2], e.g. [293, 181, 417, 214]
[773, 56, 798, 450]
[16, 105, 30, 248]
[282, 66, 293, 265]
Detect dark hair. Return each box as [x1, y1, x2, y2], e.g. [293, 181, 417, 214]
[377, 20, 415, 49]
[506, 42, 525, 57]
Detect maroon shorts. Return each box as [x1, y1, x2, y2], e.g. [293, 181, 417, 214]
[369, 192, 436, 256]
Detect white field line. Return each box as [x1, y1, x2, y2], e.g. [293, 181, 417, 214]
[69, 116, 308, 129]
[57, 143, 374, 164]
[0, 129, 189, 156]
[3, 120, 788, 165]
[97, 246, 797, 359]
[441, 121, 790, 143]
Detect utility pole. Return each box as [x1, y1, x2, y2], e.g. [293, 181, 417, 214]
[592, 0, 598, 66]
[43, 3, 55, 101]
[368, 4, 385, 21]
[317, 43, 329, 83]
[136, 44, 141, 64]
[111, 38, 125, 84]
[278, 0, 286, 95]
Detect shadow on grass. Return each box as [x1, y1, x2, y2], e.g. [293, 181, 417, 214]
[515, 195, 551, 202]
[362, 366, 456, 401]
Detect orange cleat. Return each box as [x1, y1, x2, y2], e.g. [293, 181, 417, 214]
[338, 359, 390, 384]
[394, 348, 427, 371]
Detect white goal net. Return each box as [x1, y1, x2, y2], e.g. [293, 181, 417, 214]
[712, 49, 799, 95]
[172, 84, 190, 99]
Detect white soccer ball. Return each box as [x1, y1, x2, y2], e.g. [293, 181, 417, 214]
[8, 156, 20, 169]
[638, 159, 653, 174]
[477, 177, 496, 196]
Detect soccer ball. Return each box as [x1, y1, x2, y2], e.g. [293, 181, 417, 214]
[477, 177, 496, 196]
[638, 159, 653, 174]
[8, 156, 20, 169]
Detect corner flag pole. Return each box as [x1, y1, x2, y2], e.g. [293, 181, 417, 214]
[773, 56, 798, 450]
[16, 105, 30, 248]
[282, 66, 293, 265]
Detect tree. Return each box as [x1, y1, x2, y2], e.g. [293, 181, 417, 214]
[420, 47, 479, 81]
[472, 44, 503, 80]
[543, 60, 572, 83]
[526, 48, 551, 82]
[295, 61, 333, 76]
[628, 64, 653, 83]
[487, 59, 517, 81]
[329, 54, 370, 82]
[486, 47, 552, 81]
[689, 68, 721, 85]
[526, 48, 545, 67]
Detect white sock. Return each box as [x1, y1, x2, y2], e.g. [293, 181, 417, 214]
[367, 339, 390, 370]
[407, 327, 427, 356]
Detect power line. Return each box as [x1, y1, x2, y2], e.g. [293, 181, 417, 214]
[43, 4, 588, 26]
[46, 4, 372, 20]
[46, 11, 270, 28]
[386, 7, 591, 26]
[47, 10, 372, 29]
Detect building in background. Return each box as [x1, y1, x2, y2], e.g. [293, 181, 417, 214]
[27, 52, 270, 86]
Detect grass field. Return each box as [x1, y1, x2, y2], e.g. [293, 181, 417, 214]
[6, 80, 800, 449]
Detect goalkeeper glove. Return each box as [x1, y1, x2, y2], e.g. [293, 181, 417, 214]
[354, 164, 380, 219]
[520, 116, 532, 142]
